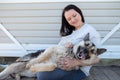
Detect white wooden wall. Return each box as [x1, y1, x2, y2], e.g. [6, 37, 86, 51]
[0, 1, 120, 58]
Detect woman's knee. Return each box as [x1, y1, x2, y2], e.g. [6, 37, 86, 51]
[37, 72, 49, 80]
[37, 68, 66, 80]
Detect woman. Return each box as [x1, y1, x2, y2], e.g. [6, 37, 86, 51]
[37, 4, 101, 80]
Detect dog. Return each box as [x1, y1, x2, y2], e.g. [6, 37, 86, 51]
[0, 33, 107, 80]
[26, 33, 107, 72]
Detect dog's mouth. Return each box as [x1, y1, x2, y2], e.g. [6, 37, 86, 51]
[75, 46, 89, 60]
[76, 52, 86, 60]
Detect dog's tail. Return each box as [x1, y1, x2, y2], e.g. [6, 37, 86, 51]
[16, 49, 45, 62]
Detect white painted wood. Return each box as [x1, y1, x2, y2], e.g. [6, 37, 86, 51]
[0, 51, 25, 57]
[0, 2, 119, 10]
[1, 31, 120, 38]
[101, 23, 120, 44]
[1, 37, 120, 45]
[0, 43, 120, 59]
[0, 10, 119, 17]
[99, 45, 120, 59]
[0, 0, 119, 3]
[0, 43, 56, 57]
[0, 17, 119, 24]
[99, 52, 120, 59]
[2, 24, 60, 30]
[0, 24, 28, 54]
[0, 2, 119, 59]
[1, 23, 116, 31]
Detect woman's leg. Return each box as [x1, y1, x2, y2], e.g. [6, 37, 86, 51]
[37, 68, 86, 80]
[37, 68, 71, 80]
[62, 69, 86, 80]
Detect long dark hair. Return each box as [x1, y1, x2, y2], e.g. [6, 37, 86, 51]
[60, 4, 85, 36]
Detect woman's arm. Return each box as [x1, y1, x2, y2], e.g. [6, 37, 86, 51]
[58, 54, 100, 70]
[75, 54, 100, 66]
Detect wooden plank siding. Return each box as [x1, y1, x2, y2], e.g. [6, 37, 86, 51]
[0, 1, 120, 57]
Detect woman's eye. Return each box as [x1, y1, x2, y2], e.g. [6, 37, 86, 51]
[73, 14, 77, 17]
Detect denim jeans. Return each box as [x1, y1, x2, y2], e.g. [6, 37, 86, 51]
[37, 68, 86, 80]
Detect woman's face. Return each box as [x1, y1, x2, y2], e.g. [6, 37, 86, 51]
[64, 9, 83, 29]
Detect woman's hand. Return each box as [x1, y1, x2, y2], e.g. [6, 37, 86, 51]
[57, 57, 79, 70]
[64, 42, 73, 48]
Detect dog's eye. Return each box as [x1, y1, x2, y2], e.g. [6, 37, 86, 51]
[90, 49, 94, 53]
[90, 48, 97, 54]
[84, 49, 88, 53]
[85, 41, 91, 47]
[85, 43, 89, 46]
[92, 43, 95, 47]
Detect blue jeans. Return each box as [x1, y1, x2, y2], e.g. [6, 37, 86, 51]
[37, 68, 86, 80]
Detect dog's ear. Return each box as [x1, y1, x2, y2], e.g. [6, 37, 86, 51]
[97, 48, 107, 55]
[84, 33, 90, 41]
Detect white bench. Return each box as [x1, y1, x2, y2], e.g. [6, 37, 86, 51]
[0, 43, 120, 59]
[99, 45, 120, 59]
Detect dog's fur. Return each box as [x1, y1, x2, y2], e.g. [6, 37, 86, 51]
[0, 33, 107, 80]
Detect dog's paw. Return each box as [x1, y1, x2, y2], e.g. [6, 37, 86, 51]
[26, 62, 33, 69]
[26, 61, 35, 69]
[26, 59, 37, 68]
[30, 66, 37, 72]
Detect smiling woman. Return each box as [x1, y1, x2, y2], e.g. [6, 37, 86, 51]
[0, 1, 120, 80]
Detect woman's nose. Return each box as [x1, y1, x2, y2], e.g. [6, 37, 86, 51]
[71, 18, 75, 23]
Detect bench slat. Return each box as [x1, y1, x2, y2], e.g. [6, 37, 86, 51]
[0, 44, 120, 59]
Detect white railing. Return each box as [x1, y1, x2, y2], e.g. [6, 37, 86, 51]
[101, 23, 120, 44]
[0, 24, 28, 54]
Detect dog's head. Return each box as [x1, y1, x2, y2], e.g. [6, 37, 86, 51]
[73, 33, 107, 60]
[74, 46, 89, 59]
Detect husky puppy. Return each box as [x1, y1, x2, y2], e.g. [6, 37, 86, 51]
[27, 33, 107, 72]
